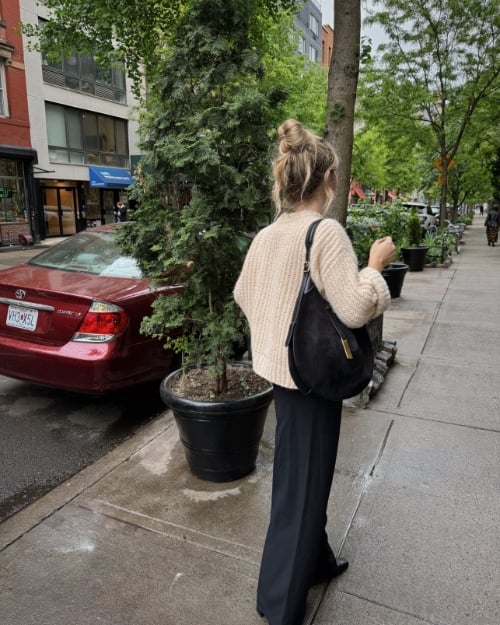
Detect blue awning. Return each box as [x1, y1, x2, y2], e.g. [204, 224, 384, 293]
[88, 166, 135, 189]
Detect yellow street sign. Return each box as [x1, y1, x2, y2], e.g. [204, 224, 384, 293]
[433, 155, 456, 171]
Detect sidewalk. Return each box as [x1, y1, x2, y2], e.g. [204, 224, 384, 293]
[1, 215, 498, 625]
[0, 236, 66, 268]
[0, 235, 66, 252]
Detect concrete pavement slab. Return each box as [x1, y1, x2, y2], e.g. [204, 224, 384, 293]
[315, 591, 438, 625]
[437, 288, 499, 325]
[423, 321, 500, 366]
[398, 357, 499, 429]
[382, 298, 438, 358]
[320, 416, 500, 625]
[368, 357, 418, 411]
[1, 504, 266, 625]
[398, 269, 454, 302]
[367, 415, 499, 499]
[327, 486, 498, 625]
[450, 269, 500, 291]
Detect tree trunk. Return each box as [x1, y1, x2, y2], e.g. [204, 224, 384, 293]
[324, 0, 361, 226]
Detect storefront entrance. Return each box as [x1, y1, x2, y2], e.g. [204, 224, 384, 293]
[42, 187, 77, 236]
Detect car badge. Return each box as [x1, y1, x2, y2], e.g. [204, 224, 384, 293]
[15, 289, 26, 300]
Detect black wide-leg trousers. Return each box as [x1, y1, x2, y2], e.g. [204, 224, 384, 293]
[257, 385, 343, 625]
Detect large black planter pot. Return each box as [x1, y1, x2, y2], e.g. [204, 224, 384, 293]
[401, 246, 429, 272]
[160, 364, 273, 482]
[381, 262, 409, 298]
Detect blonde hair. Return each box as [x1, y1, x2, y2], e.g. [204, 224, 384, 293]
[272, 119, 339, 214]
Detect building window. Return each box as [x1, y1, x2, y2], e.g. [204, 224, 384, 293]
[40, 21, 126, 104]
[309, 14, 320, 37]
[308, 47, 318, 63]
[46, 103, 129, 168]
[298, 35, 307, 55]
[0, 62, 9, 117]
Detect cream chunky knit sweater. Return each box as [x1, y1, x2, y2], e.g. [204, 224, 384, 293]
[234, 210, 391, 389]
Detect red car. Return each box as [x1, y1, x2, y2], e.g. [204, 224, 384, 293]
[0, 226, 181, 393]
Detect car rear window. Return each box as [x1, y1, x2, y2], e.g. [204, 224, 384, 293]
[29, 232, 143, 279]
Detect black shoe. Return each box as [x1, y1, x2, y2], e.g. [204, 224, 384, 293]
[312, 558, 349, 585]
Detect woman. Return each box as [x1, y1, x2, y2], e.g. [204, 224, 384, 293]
[234, 119, 395, 625]
[484, 202, 500, 246]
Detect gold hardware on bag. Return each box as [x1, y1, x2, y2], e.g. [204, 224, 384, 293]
[341, 338, 353, 359]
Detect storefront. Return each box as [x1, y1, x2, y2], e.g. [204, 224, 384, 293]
[0, 148, 38, 246]
[39, 166, 135, 236]
[85, 166, 135, 227]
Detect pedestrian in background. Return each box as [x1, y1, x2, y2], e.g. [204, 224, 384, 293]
[484, 201, 499, 246]
[234, 119, 395, 625]
[114, 201, 127, 222]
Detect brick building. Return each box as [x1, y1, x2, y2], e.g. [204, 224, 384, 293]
[0, 0, 37, 245]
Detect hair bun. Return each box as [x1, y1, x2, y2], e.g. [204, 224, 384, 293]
[278, 119, 312, 154]
[272, 118, 338, 214]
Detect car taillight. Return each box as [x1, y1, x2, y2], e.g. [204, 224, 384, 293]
[72, 301, 128, 343]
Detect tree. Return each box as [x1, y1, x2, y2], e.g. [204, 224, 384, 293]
[467, 94, 500, 204]
[365, 0, 500, 227]
[22, 0, 296, 96]
[325, 0, 362, 224]
[444, 120, 498, 214]
[351, 125, 425, 197]
[118, 0, 289, 396]
[491, 147, 500, 202]
[351, 127, 390, 192]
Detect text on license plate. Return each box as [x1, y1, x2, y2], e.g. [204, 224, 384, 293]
[6, 305, 38, 331]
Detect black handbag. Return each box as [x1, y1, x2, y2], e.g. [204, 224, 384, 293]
[285, 219, 374, 402]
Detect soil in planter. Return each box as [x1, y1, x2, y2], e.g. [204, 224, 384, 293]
[169, 364, 270, 402]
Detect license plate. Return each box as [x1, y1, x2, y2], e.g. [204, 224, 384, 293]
[6, 305, 39, 331]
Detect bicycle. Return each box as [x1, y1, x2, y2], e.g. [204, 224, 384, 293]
[445, 221, 464, 254]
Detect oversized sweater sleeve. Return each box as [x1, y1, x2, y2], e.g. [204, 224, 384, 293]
[310, 219, 391, 328]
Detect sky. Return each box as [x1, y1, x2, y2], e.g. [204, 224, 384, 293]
[319, 0, 388, 50]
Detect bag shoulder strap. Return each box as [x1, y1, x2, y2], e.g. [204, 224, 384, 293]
[304, 219, 323, 269]
[286, 219, 324, 347]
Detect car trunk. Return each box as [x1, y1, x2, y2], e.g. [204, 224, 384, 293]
[0, 265, 146, 347]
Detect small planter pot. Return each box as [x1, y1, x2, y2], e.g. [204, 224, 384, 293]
[381, 262, 409, 298]
[401, 246, 429, 272]
[160, 364, 273, 482]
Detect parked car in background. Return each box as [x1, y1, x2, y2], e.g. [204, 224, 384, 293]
[401, 202, 436, 231]
[0, 226, 182, 393]
[431, 205, 441, 227]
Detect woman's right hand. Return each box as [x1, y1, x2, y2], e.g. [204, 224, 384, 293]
[368, 236, 396, 272]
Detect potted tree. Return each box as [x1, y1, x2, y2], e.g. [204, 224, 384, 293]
[401, 207, 429, 271]
[118, 0, 290, 482]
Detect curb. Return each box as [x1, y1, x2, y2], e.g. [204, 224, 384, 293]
[0, 410, 175, 552]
